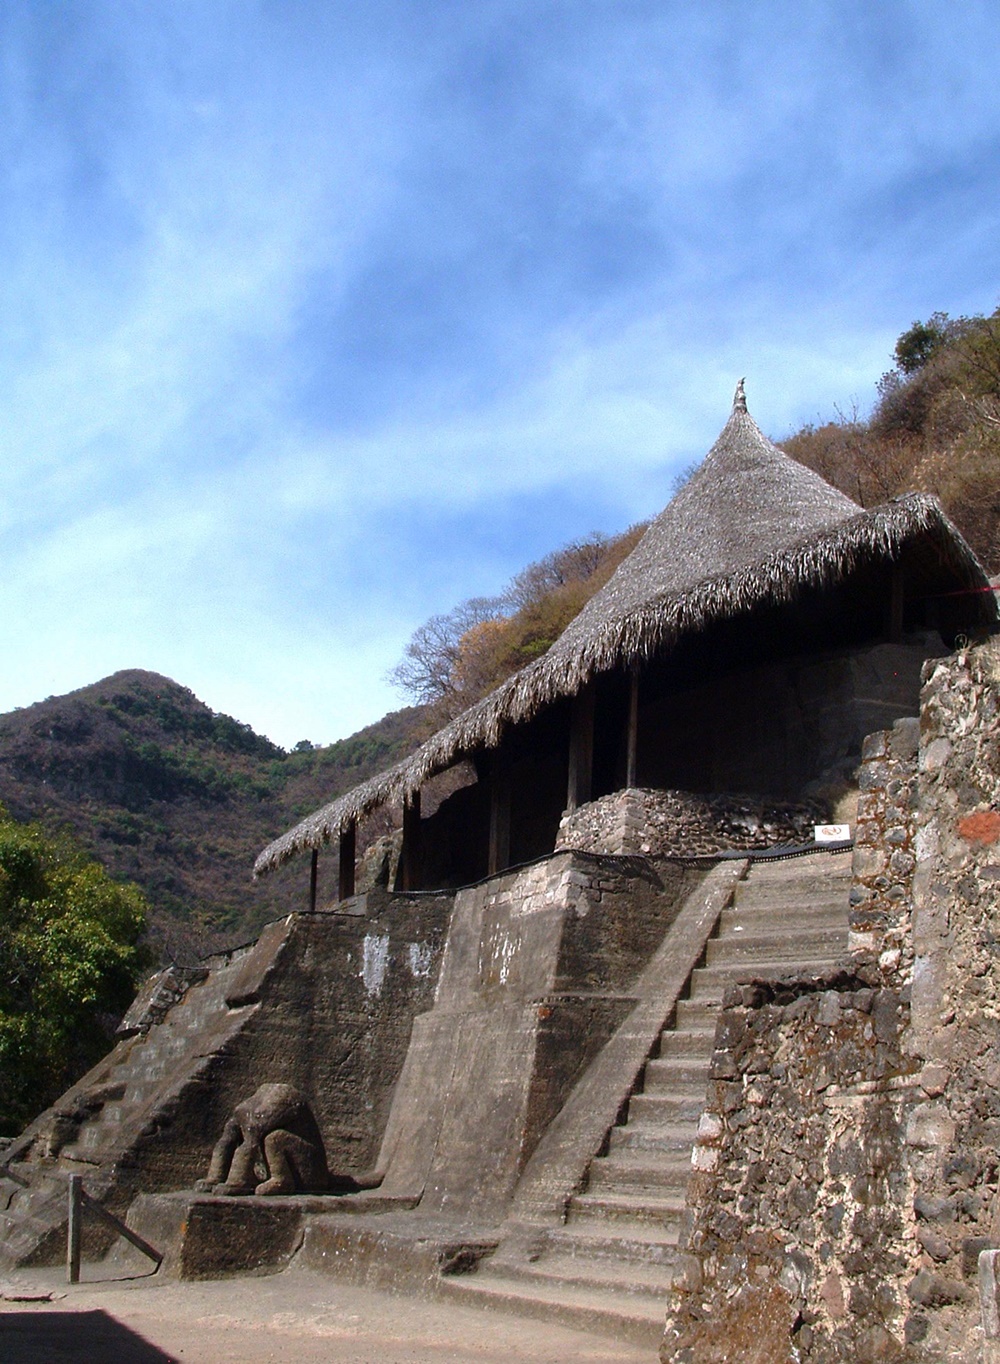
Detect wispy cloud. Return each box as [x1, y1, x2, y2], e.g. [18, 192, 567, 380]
[1, 1, 999, 744]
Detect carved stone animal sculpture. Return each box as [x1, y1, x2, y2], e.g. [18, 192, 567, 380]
[196, 1083, 332, 1196]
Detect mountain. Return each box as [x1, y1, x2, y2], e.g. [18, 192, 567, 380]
[0, 670, 424, 961]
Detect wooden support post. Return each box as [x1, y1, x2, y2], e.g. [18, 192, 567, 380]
[401, 791, 422, 892]
[338, 820, 356, 901]
[67, 1174, 82, 1284]
[888, 565, 905, 644]
[566, 681, 595, 813]
[625, 666, 639, 790]
[66, 1177, 161, 1280]
[488, 755, 511, 877]
[309, 849, 318, 913]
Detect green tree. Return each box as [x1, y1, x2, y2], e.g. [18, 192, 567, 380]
[0, 806, 150, 1136]
[893, 313, 950, 374]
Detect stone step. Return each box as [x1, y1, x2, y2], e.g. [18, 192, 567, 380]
[686, 958, 843, 996]
[722, 898, 848, 924]
[547, 1217, 681, 1263]
[643, 1056, 713, 1091]
[586, 1151, 690, 1193]
[730, 882, 848, 906]
[733, 876, 848, 901]
[654, 1028, 715, 1059]
[484, 1249, 676, 1301]
[441, 1266, 668, 1347]
[76, 1125, 106, 1154]
[672, 999, 723, 1030]
[626, 1091, 706, 1125]
[739, 853, 851, 881]
[705, 925, 845, 967]
[567, 1190, 687, 1227]
[607, 1122, 696, 1155]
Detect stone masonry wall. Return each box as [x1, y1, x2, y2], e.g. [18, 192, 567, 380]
[848, 719, 919, 983]
[558, 788, 825, 859]
[900, 640, 1000, 1362]
[663, 970, 921, 1364]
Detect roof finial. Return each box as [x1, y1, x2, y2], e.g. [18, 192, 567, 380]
[733, 378, 747, 413]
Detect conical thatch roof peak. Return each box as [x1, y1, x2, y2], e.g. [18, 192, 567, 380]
[551, 384, 860, 657]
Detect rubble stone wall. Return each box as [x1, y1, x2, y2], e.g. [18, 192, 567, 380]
[663, 971, 921, 1364]
[848, 718, 919, 982]
[900, 640, 1000, 1361]
[558, 788, 825, 859]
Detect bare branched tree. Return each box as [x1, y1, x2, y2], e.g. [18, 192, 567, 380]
[387, 596, 505, 706]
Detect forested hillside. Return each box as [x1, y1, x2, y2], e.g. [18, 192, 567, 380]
[782, 307, 1000, 573]
[0, 671, 423, 960]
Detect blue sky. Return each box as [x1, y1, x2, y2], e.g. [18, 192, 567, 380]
[2, 1, 999, 747]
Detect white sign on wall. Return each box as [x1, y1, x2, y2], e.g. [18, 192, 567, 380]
[814, 824, 851, 844]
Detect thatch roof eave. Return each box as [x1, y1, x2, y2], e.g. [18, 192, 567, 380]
[254, 492, 991, 879]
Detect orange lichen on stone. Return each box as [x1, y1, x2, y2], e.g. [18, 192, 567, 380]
[664, 1281, 797, 1364]
[957, 810, 1000, 845]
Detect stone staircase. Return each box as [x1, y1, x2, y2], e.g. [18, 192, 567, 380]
[445, 851, 852, 1344]
[0, 948, 256, 1269]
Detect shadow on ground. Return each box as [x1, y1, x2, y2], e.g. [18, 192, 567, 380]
[0, 1308, 178, 1363]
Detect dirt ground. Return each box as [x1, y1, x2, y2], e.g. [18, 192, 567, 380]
[0, 1264, 659, 1364]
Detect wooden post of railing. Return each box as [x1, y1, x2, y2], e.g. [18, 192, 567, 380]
[66, 1176, 162, 1282]
[309, 849, 318, 913]
[67, 1174, 82, 1284]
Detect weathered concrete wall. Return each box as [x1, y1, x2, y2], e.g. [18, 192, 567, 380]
[132, 892, 452, 1189]
[661, 639, 1000, 1364]
[376, 851, 693, 1225]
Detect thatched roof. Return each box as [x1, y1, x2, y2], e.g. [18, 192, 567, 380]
[255, 383, 993, 876]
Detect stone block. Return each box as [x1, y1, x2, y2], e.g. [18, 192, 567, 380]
[862, 731, 889, 761]
[696, 1112, 724, 1143]
[907, 1267, 966, 1307]
[919, 1063, 949, 1097]
[692, 1144, 719, 1172]
[224, 917, 293, 1006]
[905, 1102, 956, 1150]
[982, 1250, 1000, 1340]
[852, 846, 888, 879]
[921, 737, 952, 772]
[710, 1051, 739, 1080]
[890, 716, 920, 760]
